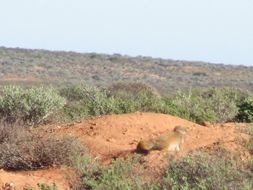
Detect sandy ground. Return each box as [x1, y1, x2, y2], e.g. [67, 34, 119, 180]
[0, 112, 251, 189]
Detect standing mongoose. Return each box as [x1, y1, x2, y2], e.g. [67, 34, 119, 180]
[136, 125, 187, 154]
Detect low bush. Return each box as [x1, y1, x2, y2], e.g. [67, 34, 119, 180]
[162, 90, 217, 123]
[163, 87, 240, 123]
[59, 84, 87, 101]
[162, 152, 253, 190]
[58, 84, 250, 124]
[107, 81, 160, 99]
[107, 81, 164, 112]
[200, 88, 240, 122]
[60, 83, 165, 121]
[60, 83, 116, 116]
[0, 86, 65, 126]
[236, 97, 253, 122]
[0, 123, 85, 170]
[61, 101, 89, 121]
[25, 183, 58, 190]
[74, 155, 156, 190]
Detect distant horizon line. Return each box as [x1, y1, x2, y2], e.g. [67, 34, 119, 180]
[0, 45, 251, 68]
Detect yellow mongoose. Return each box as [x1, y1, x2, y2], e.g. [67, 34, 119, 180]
[136, 125, 187, 154]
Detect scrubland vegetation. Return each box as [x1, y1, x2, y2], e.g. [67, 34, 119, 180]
[1, 47, 253, 93]
[0, 82, 252, 189]
[0, 46, 253, 189]
[58, 82, 253, 124]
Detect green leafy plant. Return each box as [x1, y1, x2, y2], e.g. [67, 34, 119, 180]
[74, 155, 155, 190]
[162, 152, 252, 190]
[24, 183, 58, 190]
[0, 86, 65, 126]
[236, 97, 253, 122]
[163, 88, 240, 123]
[60, 82, 165, 121]
[37, 183, 58, 190]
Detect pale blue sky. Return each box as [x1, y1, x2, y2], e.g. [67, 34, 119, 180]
[0, 0, 252, 66]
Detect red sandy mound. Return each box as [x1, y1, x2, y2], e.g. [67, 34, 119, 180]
[55, 112, 248, 160]
[0, 112, 250, 188]
[41, 112, 250, 176]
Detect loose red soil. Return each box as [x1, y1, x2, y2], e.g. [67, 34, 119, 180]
[0, 166, 76, 190]
[0, 112, 251, 189]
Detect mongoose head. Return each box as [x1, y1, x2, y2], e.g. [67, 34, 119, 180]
[173, 125, 187, 135]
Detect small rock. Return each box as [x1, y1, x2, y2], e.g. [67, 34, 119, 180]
[3, 183, 15, 190]
[129, 140, 138, 145]
[202, 122, 213, 127]
[67, 123, 75, 127]
[106, 138, 116, 143]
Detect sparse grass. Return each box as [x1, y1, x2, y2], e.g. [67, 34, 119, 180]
[240, 124, 253, 136]
[239, 124, 253, 154]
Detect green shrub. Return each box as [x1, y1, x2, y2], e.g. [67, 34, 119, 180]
[107, 81, 160, 99]
[0, 86, 65, 126]
[25, 183, 58, 190]
[60, 83, 165, 120]
[37, 183, 58, 190]
[0, 124, 85, 170]
[162, 90, 217, 123]
[107, 81, 165, 112]
[163, 88, 239, 123]
[84, 88, 116, 116]
[60, 84, 245, 124]
[61, 83, 116, 116]
[74, 155, 156, 190]
[61, 101, 89, 121]
[162, 152, 252, 190]
[200, 88, 239, 122]
[236, 97, 253, 122]
[59, 84, 91, 101]
[108, 82, 167, 113]
[112, 97, 137, 114]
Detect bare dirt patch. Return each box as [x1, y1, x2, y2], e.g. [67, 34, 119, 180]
[0, 166, 76, 190]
